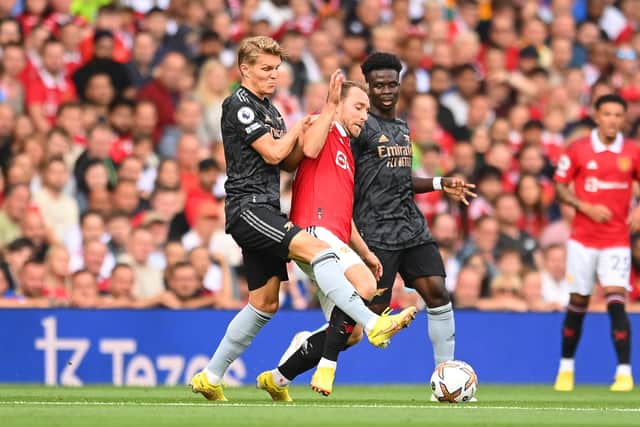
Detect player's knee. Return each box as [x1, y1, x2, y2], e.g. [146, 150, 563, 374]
[346, 326, 364, 347]
[416, 276, 450, 307]
[569, 293, 589, 308]
[249, 297, 279, 314]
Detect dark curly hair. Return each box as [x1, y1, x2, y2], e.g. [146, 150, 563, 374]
[360, 52, 403, 77]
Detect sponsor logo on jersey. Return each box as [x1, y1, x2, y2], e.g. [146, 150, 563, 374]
[237, 107, 255, 124]
[335, 150, 351, 171]
[584, 177, 629, 192]
[586, 160, 598, 170]
[378, 134, 389, 143]
[618, 157, 632, 172]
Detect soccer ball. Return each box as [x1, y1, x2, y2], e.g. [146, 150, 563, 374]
[430, 360, 478, 403]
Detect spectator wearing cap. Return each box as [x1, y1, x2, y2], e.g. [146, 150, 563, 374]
[118, 226, 164, 299]
[182, 199, 222, 252]
[26, 38, 77, 133]
[518, 45, 539, 75]
[137, 51, 187, 138]
[140, 210, 169, 270]
[72, 29, 132, 100]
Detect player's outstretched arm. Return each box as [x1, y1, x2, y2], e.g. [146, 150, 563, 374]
[555, 182, 612, 223]
[300, 69, 343, 159]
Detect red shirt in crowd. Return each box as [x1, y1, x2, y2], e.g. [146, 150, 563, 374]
[554, 130, 640, 248]
[26, 69, 77, 125]
[290, 123, 354, 243]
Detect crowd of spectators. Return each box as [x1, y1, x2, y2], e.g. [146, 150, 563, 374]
[1, 0, 640, 312]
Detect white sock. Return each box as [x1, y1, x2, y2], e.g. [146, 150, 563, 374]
[204, 369, 221, 385]
[271, 368, 290, 386]
[364, 317, 377, 334]
[559, 358, 574, 373]
[312, 249, 377, 328]
[205, 304, 272, 384]
[318, 358, 337, 369]
[427, 303, 455, 365]
[616, 364, 631, 376]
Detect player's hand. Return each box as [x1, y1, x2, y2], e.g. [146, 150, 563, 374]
[327, 69, 344, 107]
[581, 202, 612, 223]
[363, 251, 383, 281]
[627, 206, 640, 233]
[442, 177, 477, 206]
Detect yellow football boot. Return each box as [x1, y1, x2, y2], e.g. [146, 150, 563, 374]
[367, 306, 418, 348]
[189, 371, 227, 401]
[311, 367, 336, 396]
[256, 371, 293, 401]
[553, 371, 574, 392]
[610, 374, 633, 392]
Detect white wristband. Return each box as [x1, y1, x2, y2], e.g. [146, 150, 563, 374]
[433, 176, 443, 191]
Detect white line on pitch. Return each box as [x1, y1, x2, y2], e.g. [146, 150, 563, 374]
[1, 401, 639, 412]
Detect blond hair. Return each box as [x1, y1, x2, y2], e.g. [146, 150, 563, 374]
[194, 59, 231, 105]
[237, 36, 286, 67]
[340, 80, 369, 99]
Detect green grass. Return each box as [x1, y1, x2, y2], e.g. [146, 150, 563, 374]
[0, 385, 638, 426]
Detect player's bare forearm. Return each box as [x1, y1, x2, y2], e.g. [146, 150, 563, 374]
[301, 70, 342, 158]
[281, 137, 305, 172]
[301, 106, 335, 159]
[412, 176, 436, 193]
[253, 119, 306, 165]
[554, 182, 582, 210]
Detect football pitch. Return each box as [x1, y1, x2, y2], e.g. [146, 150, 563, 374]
[1, 384, 638, 427]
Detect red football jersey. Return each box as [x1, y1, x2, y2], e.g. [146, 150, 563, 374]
[554, 131, 640, 248]
[26, 69, 77, 125]
[290, 123, 354, 243]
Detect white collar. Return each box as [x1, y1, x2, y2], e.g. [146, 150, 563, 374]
[591, 128, 623, 154]
[333, 121, 348, 137]
[38, 68, 67, 90]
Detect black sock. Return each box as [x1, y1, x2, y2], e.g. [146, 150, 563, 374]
[607, 297, 631, 365]
[278, 330, 325, 380]
[561, 305, 587, 358]
[321, 307, 356, 362]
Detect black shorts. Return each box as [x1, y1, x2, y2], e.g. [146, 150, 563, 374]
[228, 205, 303, 291]
[372, 242, 446, 305]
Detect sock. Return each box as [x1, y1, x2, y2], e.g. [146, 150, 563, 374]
[311, 250, 377, 329]
[616, 364, 632, 376]
[278, 330, 326, 380]
[607, 295, 631, 365]
[321, 306, 357, 362]
[561, 303, 587, 359]
[427, 302, 455, 365]
[559, 358, 574, 373]
[271, 368, 290, 387]
[205, 304, 272, 384]
[318, 358, 337, 369]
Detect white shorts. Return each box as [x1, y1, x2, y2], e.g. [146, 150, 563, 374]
[566, 239, 631, 296]
[296, 226, 364, 321]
